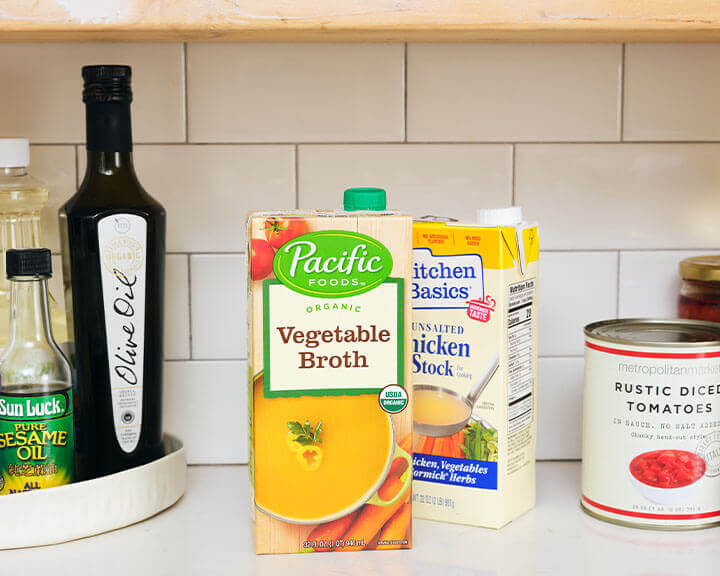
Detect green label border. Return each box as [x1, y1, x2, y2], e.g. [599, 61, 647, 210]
[263, 278, 405, 398]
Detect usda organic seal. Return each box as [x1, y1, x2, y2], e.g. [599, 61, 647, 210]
[378, 384, 408, 414]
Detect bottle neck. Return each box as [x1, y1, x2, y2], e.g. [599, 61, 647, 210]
[85, 100, 133, 154]
[0, 210, 42, 302]
[8, 276, 53, 347]
[85, 150, 136, 177]
[85, 99, 136, 183]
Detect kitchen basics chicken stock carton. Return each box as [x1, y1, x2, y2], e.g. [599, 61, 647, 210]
[411, 209, 539, 528]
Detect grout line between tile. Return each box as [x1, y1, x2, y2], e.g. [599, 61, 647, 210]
[541, 247, 720, 253]
[403, 42, 408, 143]
[294, 144, 299, 209]
[27, 140, 720, 146]
[511, 144, 517, 205]
[615, 250, 621, 317]
[187, 253, 194, 360]
[167, 251, 248, 256]
[164, 248, 720, 256]
[73, 145, 79, 189]
[619, 43, 626, 142]
[183, 42, 190, 144]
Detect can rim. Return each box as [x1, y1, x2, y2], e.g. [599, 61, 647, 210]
[584, 318, 720, 348]
[580, 501, 720, 531]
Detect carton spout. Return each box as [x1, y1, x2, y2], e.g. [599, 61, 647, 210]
[477, 207, 529, 276]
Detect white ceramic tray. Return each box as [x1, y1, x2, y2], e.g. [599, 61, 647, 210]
[0, 434, 186, 549]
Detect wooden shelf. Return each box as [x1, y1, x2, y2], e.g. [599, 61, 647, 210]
[2, 1, 720, 42]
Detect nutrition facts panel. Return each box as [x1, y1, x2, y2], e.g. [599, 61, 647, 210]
[507, 278, 535, 435]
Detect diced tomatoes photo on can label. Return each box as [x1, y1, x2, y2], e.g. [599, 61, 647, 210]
[630, 450, 706, 489]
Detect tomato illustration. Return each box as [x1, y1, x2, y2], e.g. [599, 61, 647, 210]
[630, 450, 706, 489]
[264, 217, 307, 250]
[251, 238, 275, 280]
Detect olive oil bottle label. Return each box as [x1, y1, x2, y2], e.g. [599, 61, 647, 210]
[98, 213, 147, 453]
[0, 390, 74, 493]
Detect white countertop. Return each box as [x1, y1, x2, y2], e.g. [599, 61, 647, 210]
[4, 462, 719, 575]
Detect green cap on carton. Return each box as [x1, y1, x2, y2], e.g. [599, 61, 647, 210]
[343, 187, 387, 211]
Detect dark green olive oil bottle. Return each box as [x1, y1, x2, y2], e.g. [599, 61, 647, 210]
[60, 65, 165, 479]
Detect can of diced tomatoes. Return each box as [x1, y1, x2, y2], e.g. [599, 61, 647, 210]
[582, 319, 720, 530]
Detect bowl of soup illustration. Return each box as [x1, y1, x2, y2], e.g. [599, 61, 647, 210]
[413, 385, 472, 437]
[253, 373, 401, 524]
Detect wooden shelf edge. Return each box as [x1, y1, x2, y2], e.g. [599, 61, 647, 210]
[2, 1, 720, 43]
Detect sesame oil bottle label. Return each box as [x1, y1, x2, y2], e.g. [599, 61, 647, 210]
[98, 214, 147, 453]
[0, 389, 74, 493]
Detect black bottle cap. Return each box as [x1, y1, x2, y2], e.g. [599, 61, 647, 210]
[83, 65, 133, 103]
[6, 249, 52, 278]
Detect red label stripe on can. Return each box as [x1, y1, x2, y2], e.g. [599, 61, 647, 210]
[585, 341, 720, 359]
[582, 495, 720, 520]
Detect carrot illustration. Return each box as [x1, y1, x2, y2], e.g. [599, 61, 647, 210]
[336, 475, 409, 551]
[419, 435, 429, 453]
[447, 437, 456, 457]
[432, 437, 447, 456]
[376, 502, 412, 549]
[387, 456, 409, 478]
[399, 433, 412, 453]
[422, 436, 436, 455]
[377, 473, 405, 502]
[305, 510, 360, 552]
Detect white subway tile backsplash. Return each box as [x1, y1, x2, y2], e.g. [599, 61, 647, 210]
[29, 146, 76, 252]
[539, 252, 618, 356]
[0, 43, 185, 143]
[164, 361, 247, 464]
[618, 251, 720, 318]
[624, 45, 720, 141]
[187, 44, 404, 143]
[190, 254, 247, 360]
[298, 144, 512, 217]
[515, 144, 720, 250]
[407, 44, 621, 142]
[8, 41, 720, 463]
[536, 357, 584, 460]
[78, 145, 295, 252]
[165, 255, 191, 360]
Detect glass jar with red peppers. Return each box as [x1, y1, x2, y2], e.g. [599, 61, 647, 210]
[678, 255, 720, 322]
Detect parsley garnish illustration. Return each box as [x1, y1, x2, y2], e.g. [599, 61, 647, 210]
[287, 420, 323, 446]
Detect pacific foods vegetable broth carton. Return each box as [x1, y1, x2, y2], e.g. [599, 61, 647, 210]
[412, 209, 539, 528]
[248, 189, 413, 554]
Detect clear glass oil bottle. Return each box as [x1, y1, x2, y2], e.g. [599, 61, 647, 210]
[0, 139, 67, 350]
